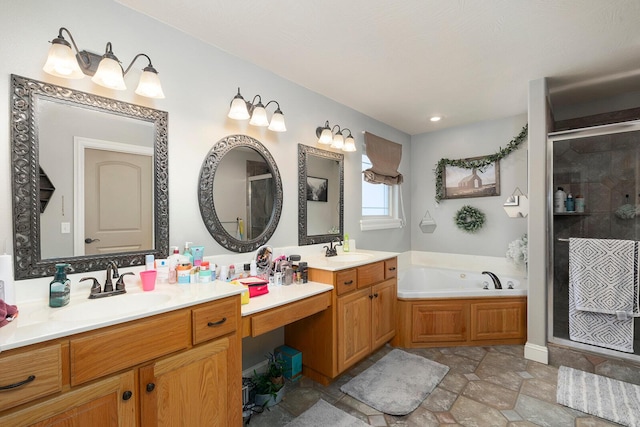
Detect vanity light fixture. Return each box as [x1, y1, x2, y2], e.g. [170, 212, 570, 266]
[315, 121, 356, 152]
[227, 88, 286, 132]
[43, 27, 165, 99]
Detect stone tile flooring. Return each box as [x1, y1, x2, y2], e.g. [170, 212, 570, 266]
[245, 344, 640, 426]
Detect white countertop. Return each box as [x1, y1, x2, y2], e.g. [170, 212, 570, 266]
[303, 249, 398, 271]
[0, 249, 396, 353]
[0, 280, 245, 352]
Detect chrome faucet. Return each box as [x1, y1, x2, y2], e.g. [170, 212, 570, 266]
[482, 271, 502, 289]
[323, 237, 342, 257]
[81, 260, 132, 299]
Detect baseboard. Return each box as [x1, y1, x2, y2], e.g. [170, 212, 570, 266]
[242, 360, 268, 378]
[524, 341, 549, 364]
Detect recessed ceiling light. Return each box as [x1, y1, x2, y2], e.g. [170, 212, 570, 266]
[430, 116, 442, 122]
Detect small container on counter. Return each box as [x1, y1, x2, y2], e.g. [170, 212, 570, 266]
[298, 261, 308, 283]
[199, 261, 212, 283]
[177, 264, 191, 284]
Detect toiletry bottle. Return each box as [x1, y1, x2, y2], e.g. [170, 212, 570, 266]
[199, 261, 212, 283]
[343, 233, 350, 252]
[554, 187, 566, 213]
[168, 246, 180, 284]
[566, 192, 575, 212]
[575, 195, 585, 213]
[183, 242, 194, 264]
[49, 263, 71, 307]
[145, 254, 155, 270]
[250, 260, 257, 276]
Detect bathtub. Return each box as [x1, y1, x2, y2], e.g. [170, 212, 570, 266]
[392, 265, 528, 348]
[397, 265, 527, 298]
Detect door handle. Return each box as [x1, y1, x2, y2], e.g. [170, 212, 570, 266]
[85, 238, 101, 244]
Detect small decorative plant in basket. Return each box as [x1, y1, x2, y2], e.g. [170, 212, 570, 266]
[252, 352, 286, 408]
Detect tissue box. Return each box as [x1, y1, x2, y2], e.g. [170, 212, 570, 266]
[275, 345, 302, 381]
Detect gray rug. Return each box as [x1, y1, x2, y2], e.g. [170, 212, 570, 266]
[285, 399, 369, 427]
[340, 348, 449, 416]
[557, 366, 640, 427]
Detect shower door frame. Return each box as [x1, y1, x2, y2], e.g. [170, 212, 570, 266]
[547, 119, 640, 363]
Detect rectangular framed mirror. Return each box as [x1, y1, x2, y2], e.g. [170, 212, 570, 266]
[298, 144, 343, 245]
[10, 75, 169, 279]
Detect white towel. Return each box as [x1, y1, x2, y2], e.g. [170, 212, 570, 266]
[568, 238, 638, 353]
[569, 238, 637, 316]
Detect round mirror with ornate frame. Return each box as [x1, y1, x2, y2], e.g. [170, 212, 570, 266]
[198, 134, 282, 252]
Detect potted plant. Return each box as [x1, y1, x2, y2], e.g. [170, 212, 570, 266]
[252, 352, 286, 408]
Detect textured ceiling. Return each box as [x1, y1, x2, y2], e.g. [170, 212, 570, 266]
[116, 0, 640, 135]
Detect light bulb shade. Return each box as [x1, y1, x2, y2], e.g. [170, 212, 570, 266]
[43, 42, 84, 79]
[318, 128, 333, 144]
[331, 133, 345, 149]
[135, 67, 165, 99]
[268, 109, 287, 132]
[249, 105, 269, 126]
[92, 56, 126, 90]
[343, 135, 356, 152]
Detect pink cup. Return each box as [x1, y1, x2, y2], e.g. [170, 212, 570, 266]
[140, 269, 157, 291]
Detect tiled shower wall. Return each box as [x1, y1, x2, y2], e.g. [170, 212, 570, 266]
[552, 130, 640, 353]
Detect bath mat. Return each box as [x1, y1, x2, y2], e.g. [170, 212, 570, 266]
[557, 366, 640, 427]
[285, 399, 369, 427]
[339, 348, 449, 416]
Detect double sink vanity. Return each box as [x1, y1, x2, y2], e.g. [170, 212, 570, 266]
[0, 249, 398, 426]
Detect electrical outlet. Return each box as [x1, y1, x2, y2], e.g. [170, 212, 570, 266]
[61, 222, 71, 234]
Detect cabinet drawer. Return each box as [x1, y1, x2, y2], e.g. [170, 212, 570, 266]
[0, 344, 62, 411]
[335, 269, 357, 295]
[192, 297, 239, 345]
[384, 258, 397, 279]
[70, 310, 190, 386]
[357, 261, 384, 289]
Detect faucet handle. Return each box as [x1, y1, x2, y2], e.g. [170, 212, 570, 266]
[80, 277, 101, 297]
[116, 272, 134, 291]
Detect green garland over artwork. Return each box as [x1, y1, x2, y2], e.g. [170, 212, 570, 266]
[435, 124, 528, 203]
[454, 205, 486, 233]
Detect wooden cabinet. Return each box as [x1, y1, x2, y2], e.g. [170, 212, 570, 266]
[286, 257, 397, 385]
[392, 297, 526, 348]
[0, 296, 241, 426]
[140, 338, 231, 426]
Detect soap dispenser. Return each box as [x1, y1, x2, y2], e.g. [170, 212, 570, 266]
[183, 242, 194, 264]
[50, 263, 71, 307]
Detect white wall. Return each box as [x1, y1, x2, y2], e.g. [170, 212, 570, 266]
[410, 114, 528, 256]
[0, 0, 412, 262]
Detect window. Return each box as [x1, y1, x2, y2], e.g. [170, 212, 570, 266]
[360, 154, 403, 231]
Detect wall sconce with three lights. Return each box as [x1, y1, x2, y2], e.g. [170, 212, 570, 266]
[42, 27, 165, 99]
[227, 88, 286, 132]
[316, 121, 356, 152]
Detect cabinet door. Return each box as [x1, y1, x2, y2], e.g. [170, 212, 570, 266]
[0, 372, 136, 427]
[337, 288, 372, 372]
[470, 300, 526, 341]
[411, 301, 468, 343]
[371, 279, 396, 349]
[140, 338, 230, 427]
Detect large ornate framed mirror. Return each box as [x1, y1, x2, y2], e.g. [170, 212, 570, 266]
[198, 134, 283, 252]
[10, 75, 169, 279]
[298, 144, 344, 245]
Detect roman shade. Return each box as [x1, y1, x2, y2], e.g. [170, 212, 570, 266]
[363, 132, 403, 185]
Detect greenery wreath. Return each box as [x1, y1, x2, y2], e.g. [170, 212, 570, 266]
[454, 205, 486, 233]
[435, 124, 528, 203]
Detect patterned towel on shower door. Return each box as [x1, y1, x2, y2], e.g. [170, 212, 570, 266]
[568, 238, 639, 353]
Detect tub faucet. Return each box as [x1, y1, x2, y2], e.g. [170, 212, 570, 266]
[482, 271, 502, 289]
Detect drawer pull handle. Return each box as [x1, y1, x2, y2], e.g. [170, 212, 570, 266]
[146, 383, 156, 393]
[208, 317, 227, 327]
[0, 375, 36, 391]
[344, 280, 354, 285]
[122, 390, 133, 401]
[374, 293, 379, 298]
[369, 294, 374, 300]
[388, 267, 396, 271]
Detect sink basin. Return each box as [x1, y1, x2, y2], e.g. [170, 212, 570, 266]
[328, 253, 373, 263]
[49, 292, 172, 322]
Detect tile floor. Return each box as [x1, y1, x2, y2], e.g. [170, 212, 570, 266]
[245, 344, 640, 426]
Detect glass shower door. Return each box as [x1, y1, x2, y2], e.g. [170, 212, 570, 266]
[549, 122, 640, 359]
